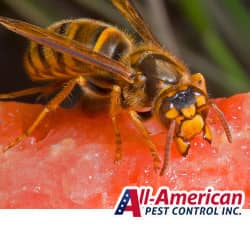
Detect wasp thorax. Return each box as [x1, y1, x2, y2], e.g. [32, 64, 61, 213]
[131, 51, 182, 103]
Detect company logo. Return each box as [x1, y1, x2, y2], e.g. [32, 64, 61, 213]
[114, 186, 245, 217]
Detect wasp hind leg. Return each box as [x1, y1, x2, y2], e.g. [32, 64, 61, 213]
[129, 110, 161, 171]
[109, 85, 123, 163]
[2, 76, 86, 153]
[0, 85, 56, 100]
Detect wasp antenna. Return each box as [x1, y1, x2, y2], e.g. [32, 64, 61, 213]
[210, 102, 232, 143]
[160, 120, 176, 176]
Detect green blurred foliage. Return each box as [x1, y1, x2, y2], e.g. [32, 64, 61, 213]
[0, 0, 250, 97]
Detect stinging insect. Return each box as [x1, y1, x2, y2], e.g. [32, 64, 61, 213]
[0, 0, 232, 175]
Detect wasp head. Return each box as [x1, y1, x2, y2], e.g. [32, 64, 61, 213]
[154, 74, 212, 157]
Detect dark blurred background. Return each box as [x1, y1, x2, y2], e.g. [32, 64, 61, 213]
[0, 0, 250, 98]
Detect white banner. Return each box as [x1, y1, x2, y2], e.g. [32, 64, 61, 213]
[0, 209, 249, 250]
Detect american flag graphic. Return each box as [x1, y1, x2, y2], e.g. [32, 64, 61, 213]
[114, 188, 141, 217]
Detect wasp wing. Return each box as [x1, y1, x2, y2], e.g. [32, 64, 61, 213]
[112, 0, 189, 74]
[112, 0, 162, 47]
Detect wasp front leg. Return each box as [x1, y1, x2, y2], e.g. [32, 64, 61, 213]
[129, 110, 161, 170]
[2, 76, 86, 152]
[109, 85, 123, 163]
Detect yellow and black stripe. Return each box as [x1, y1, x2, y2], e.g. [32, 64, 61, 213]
[24, 19, 133, 83]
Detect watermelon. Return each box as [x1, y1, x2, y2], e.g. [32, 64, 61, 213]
[0, 92, 249, 208]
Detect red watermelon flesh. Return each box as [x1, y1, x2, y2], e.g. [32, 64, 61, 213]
[0, 92, 249, 208]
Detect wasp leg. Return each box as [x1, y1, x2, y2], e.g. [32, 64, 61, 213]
[0, 85, 56, 100]
[109, 85, 122, 163]
[2, 76, 86, 152]
[129, 110, 161, 170]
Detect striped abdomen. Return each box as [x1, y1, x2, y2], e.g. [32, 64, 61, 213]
[24, 19, 133, 82]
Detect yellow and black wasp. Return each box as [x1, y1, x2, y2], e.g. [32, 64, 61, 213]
[0, 0, 232, 175]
